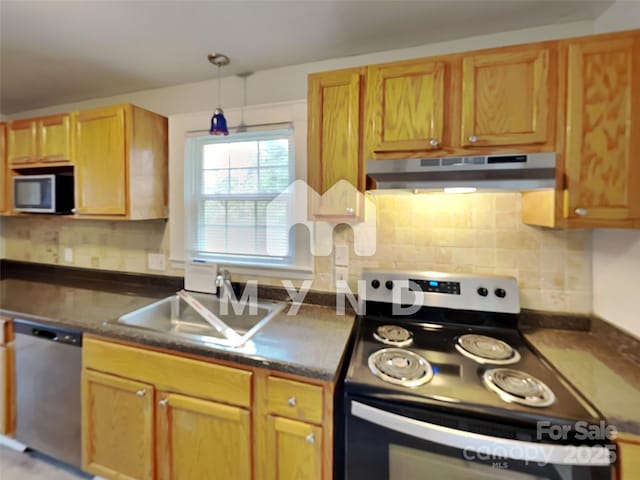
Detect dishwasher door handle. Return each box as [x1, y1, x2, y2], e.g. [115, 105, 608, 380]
[32, 328, 59, 341]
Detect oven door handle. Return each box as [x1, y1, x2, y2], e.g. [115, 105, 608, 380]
[351, 401, 612, 466]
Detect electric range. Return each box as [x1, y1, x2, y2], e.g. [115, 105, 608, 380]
[341, 270, 614, 480]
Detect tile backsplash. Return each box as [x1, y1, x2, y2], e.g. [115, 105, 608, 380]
[0, 193, 592, 313]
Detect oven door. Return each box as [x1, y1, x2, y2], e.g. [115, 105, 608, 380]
[344, 396, 613, 480]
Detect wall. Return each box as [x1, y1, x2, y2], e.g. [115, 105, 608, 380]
[1, 193, 593, 314]
[0, 20, 599, 314]
[590, 1, 640, 338]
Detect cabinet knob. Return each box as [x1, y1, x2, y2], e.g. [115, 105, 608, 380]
[468, 135, 478, 143]
[306, 433, 315, 444]
[345, 207, 355, 215]
[287, 397, 297, 407]
[135, 389, 146, 397]
[575, 208, 588, 216]
[159, 398, 169, 407]
[429, 139, 439, 148]
[71, 208, 77, 213]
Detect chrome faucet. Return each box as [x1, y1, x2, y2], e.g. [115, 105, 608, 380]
[215, 269, 231, 296]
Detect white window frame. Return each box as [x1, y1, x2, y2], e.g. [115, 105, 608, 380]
[185, 126, 295, 266]
[169, 101, 312, 278]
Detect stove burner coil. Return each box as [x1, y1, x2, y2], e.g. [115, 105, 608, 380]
[456, 334, 521, 365]
[368, 348, 433, 387]
[483, 368, 555, 407]
[373, 325, 413, 347]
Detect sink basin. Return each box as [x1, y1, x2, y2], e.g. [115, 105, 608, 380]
[107, 291, 287, 347]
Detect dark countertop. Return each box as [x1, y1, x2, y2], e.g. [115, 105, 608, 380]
[524, 325, 640, 436]
[0, 278, 354, 382]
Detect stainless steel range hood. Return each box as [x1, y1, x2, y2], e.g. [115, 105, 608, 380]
[366, 152, 556, 192]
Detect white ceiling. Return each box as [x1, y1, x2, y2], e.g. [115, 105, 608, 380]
[0, 0, 613, 115]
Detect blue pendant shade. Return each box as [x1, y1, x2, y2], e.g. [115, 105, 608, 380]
[210, 108, 229, 136]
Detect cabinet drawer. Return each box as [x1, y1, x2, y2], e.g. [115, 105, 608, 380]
[84, 337, 252, 407]
[266, 376, 323, 423]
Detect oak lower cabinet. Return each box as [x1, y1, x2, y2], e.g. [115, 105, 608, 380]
[156, 392, 251, 480]
[266, 416, 323, 480]
[82, 336, 336, 480]
[73, 104, 168, 219]
[616, 434, 640, 480]
[0, 317, 14, 436]
[82, 370, 154, 480]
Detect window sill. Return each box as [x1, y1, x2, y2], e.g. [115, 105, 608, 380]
[169, 257, 313, 280]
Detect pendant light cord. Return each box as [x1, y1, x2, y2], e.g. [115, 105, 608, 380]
[217, 65, 221, 109]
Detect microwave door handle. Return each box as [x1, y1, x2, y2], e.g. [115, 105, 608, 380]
[351, 401, 611, 466]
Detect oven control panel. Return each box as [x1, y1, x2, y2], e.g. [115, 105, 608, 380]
[361, 270, 520, 314]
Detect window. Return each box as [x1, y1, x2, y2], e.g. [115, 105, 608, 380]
[185, 126, 296, 267]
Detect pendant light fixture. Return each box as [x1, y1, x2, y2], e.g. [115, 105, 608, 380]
[208, 52, 230, 136]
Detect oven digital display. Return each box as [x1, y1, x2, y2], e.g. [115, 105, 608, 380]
[411, 279, 461, 295]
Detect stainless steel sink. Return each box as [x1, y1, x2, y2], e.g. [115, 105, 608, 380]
[107, 291, 287, 347]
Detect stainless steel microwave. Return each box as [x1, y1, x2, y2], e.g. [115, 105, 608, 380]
[13, 174, 75, 214]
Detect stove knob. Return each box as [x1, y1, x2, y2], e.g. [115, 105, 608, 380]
[371, 279, 380, 289]
[495, 288, 507, 298]
[385, 280, 394, 290]
[477, 287, 488, 297]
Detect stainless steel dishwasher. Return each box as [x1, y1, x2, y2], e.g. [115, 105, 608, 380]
[14, 318, 83, 468]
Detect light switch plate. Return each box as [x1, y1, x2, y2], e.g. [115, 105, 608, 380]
[335, 244, 349, 267]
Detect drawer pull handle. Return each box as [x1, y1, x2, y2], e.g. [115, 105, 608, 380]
[306, 433, 315, 444]
[159, 398, 169, 407]
[136, 389, 146, 397]
[288, 397, 297, 407]
[575, 208, 588, 216]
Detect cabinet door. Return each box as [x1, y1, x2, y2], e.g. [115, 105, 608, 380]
[7, 119, 37, 165]
[74, 106, 127, 215]
[38, 114, 71, 163]
[618, 436, 640, 480]
[0, 124, 6, 213]
[461, 46, 552, 147]
[82, 369, 154, 480]
[0, 344, 15, 435]
[308, 68, 364, 218]
[266, 415, 323, 480]
[367, 60, 445, 153]
[156, 392, 251, 480]
[565, 35, 640, 222]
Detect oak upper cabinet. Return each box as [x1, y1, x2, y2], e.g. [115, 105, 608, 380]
[156, 392, 251, 480]
[0, 123, 7, 214]
[73, 104, 168, 219]
[37, 114, 72, 162]
[365, 59, 446, 155]
[617, 434, 640, 479]
[7, 119, 37, 165]
[7, 114, 71, 166]
[82, 369, 154, 480]
[308, 67, 365, 218]
[564, 32, 640, 226]
[461, 45, 555, 149]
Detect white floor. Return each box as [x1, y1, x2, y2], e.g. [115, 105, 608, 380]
[0, 446, 87, 479]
